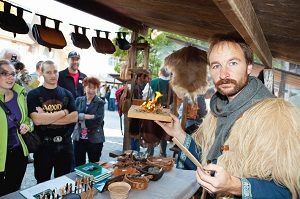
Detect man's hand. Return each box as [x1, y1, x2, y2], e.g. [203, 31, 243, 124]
[63, 109, 69, 115]
[196, 164, 241, 196]
[35, 106, 44, 113]
[155, 114, 186, 143]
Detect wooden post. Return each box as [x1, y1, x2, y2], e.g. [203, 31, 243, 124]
[144, 45, 150, 69]
[123, 31, 139, 151]
[263, 69, 274, 94]
[278, 72, 286, 98]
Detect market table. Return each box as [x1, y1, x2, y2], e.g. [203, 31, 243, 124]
[1, 168, 200, 199]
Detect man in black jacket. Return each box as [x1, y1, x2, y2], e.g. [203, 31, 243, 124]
[58, 51, 87, 99]
[58, 51, 86, 171]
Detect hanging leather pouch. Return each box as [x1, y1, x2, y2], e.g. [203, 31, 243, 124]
[32, 14, 66, 50]
[116, 32, 131, 50]
[0, 2, 29, 37]
[92, 30, 115, 54]
[70, 24, 91, 49]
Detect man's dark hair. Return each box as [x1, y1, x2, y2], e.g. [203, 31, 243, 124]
[137, 73, 143, 78]
[36, 61, 44, 70]
[207, 32, 253, 65]
[13, 61, 25, 71]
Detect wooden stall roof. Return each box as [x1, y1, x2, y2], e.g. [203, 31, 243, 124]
[56, 0, 300, 67]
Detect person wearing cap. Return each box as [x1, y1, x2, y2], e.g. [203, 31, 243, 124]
[58, 51, 86, 171]
[58, 51, 87, 99]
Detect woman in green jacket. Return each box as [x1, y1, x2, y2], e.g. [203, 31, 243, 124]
[0, 60, 32, 196]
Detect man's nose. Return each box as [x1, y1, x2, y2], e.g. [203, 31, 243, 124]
[219, 66, 229, 79]
[50, 73, 57, 77]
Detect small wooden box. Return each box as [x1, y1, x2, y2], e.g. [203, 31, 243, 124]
[127, 105, 172, 122]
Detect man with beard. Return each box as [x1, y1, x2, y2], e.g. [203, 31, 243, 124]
[27, 60, 78, 183]
[58, 51, 86, 170]
[58, 51, 87, 99]
[156, 33, 300, 198]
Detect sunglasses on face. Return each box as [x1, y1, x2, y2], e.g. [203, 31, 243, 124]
[0, 71, 16, 77]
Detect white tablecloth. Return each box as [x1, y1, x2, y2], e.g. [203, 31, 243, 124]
[97, 168, 200, 199]
[1, 168, 200, 199]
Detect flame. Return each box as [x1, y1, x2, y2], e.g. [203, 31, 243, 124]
[154, 91, 163, 103]
[140, 92, 163, 112]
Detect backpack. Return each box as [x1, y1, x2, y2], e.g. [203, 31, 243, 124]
[115, 85, 131, 117]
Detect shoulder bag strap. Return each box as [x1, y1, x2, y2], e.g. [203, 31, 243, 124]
[0, 100, 11, 115]
[0, 99, 20, 128]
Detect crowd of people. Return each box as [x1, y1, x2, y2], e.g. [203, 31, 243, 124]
[0, 50, 107, 196]
[0, 31, 299, 199]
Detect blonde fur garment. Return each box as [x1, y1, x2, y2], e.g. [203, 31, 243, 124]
[193, 98, 300, 199]
[164, 46, 208, 100]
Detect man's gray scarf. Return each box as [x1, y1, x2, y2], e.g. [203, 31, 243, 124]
[208, 76, 274, 162]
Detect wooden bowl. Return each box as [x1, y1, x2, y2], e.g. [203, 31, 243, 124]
[146, 157, 175, 172]
[108, 182, 131, 199]
[113, 167, 139, 177]
[137, 165, 164, 181]
[123, 174, 151, 190]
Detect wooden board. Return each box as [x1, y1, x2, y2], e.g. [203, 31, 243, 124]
[128, 105, 172, 122]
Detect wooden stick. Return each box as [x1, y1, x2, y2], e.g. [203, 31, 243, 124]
[172, 137, 203, 169]
[172, 137, 209, 199]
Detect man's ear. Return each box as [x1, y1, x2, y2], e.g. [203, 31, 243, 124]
[247, 64, 253, 75]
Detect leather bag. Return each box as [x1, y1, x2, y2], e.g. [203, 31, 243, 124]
[21, 132, 42, 153]
[92, 30, 115, 54]
[116, 32, 131, 50]
[0, 100, 41, 153]
[0, 2, 29, 37]
[32, 14, 67, 50]
[70, 24, 91, 49]
[139, 120, 165, 147]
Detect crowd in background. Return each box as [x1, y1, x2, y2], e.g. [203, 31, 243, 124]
[0, 49, 110, 196]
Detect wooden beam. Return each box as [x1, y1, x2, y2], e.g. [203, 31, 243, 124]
[123, 31, 139, 151]
[252, 63, 300, 88]
[55, 0, 147, 33]
[213, 0, 273, 68]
